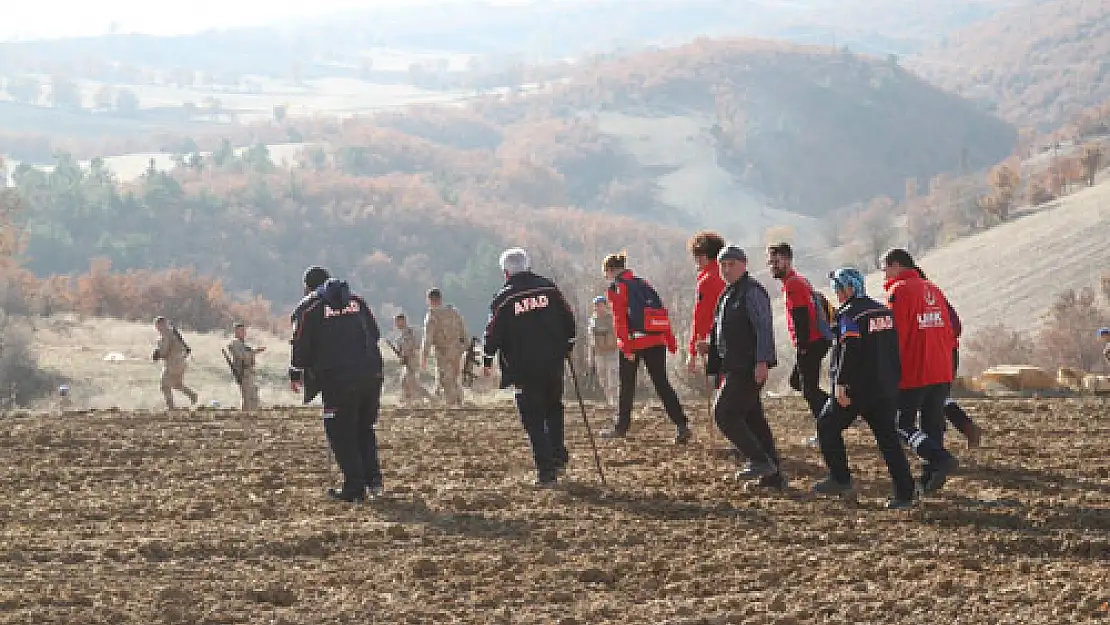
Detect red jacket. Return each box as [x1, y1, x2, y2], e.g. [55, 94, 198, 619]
[607, 269, 677, 357]
[781, 270, 823, 348]
[689, 260, 726, 357]
[884, 269, 956, 389]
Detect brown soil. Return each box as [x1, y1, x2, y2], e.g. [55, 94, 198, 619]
[1, 397, 1108, 624]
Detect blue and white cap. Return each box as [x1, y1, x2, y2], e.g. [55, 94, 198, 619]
[829, 267, 866, 297]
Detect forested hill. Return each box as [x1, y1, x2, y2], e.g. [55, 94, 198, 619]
[4, 37, 1019, 333]
[910, 0, 1110, 130]
[502, 38, 1017, 216]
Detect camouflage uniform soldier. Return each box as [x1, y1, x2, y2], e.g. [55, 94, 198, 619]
[421, 288, 468, 407]
[153, 316, 198, 409]
[227, 322, 266, 411]
[394, 313, 431, 406]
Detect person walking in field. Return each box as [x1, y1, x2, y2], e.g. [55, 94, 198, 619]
[394, 313, 432, 407]
[152, 316, 198, 410]
[813, 268, 917, 509]
[687, 231, 728, 375]
[481, 247, 577, 487]
[421, 288, 468, 407]
[766, 243, 833, 423]
[882, 249, 960, 494]
[698, 245, 786, 488]
[227, 321, 266, 411]
[289, 265, 386, 502]
[599, 252, 693, 444]
[587, 295, 620, 407]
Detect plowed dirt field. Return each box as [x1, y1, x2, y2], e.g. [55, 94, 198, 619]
[2, 397, 1108, 624]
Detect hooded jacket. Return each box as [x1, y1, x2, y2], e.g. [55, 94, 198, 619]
[883, 269, 955, 389]
[290, 278, 383, 387]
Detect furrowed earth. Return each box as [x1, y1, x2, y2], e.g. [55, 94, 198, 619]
[1, 397, 1108, 624]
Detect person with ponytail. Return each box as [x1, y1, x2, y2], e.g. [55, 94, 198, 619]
[599, 252, 693, 444]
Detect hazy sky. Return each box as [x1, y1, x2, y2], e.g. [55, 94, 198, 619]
[2, 0, 536, 41]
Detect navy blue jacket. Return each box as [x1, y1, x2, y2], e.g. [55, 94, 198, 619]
[289, 279, 383, 395]
[483, 271, 576, 388]
[706, 273, 777, 376]
[828, 295, 901, 406]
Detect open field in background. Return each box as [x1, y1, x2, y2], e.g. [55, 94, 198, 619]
[0, 397, 1107, 623]
[26, 315, 505, 412]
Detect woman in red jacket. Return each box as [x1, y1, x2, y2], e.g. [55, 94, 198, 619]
[687, 231, 727, 374]
[600, 252, 692, 444]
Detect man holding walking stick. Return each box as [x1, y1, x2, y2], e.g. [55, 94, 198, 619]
[482, 247, 579, 488]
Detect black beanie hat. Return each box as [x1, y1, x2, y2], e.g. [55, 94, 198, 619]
[303, 265, 330, 290]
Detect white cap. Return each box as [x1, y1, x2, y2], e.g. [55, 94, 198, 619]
[499, 247, 530, 276]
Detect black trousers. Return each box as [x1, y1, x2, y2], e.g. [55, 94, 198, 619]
[790, 340, 830, 420]
[514, 369, 569, 479]
[321, 374, 384, 495]
[616, 345, 688, 431]
[818, 397, 915, 500]
[945, 349, 975, 433]
[897, 383, 955, 474]
[714, 371, 779, 467]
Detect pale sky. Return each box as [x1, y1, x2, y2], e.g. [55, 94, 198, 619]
[2, 0, 537, 41]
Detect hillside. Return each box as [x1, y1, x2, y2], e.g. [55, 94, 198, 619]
[528, 38, 1017, 218]
[909, 0, 1110, 130]
[0, 36, 1020, 338]
[863, 177, 1110, 334]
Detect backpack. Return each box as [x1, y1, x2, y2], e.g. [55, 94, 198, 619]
[616, 275, 672, 335]
[812, 290, 836, 342]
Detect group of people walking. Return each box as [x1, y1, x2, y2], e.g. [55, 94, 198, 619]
[285, 232, 981, 508]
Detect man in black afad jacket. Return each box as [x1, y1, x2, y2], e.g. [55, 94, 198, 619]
[814, 268, 916, 509]
[698, 245, 786, 488]
[482, 247, 577, 487]
[290, 265, 386, 503]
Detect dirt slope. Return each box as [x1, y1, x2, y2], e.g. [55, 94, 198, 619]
[864, 180, 1110, 333]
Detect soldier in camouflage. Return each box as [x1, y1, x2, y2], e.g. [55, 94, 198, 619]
[395, 313, 431, 406]
[153, 316, 198, 409]
[421, 288, 468, 407]
[227, 322, 266, 411]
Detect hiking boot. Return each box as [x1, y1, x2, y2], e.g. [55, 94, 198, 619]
[755, 472, 789, 490]
[327, 487, 366, 503]
[803, 435, 819, 448]
[674, 425, 693, 445]
[735, 460, 778, 481]
[922, 455, 959, 494]
[600, 426, 628, 439]
[885, 497, 915, 510]
[813, 477, 856, 498]
[534, 474, 558, 489]
[959, 421, 983, 449]
[367, 485, 384, 498]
